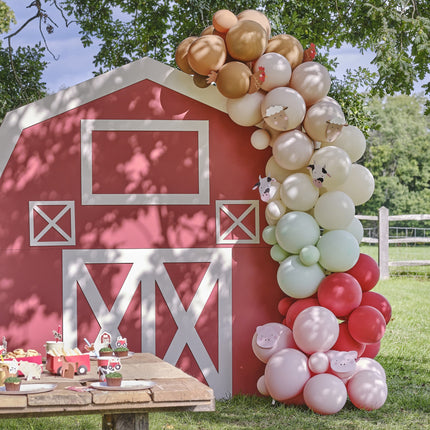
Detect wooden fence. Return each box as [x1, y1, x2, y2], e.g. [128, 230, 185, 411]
[356, 207, 430, 279]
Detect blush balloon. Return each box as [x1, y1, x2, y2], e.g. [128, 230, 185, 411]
[308, 352, 330, 374]
[355, 357, 386, 380]
[348, 306, 386, 344]
[257, 375, 269, 396]
[360, 291, 392, 324]
[332, 322, 366, 357]
[347, 370, 388, 411]
[317, 273, 362, 318]
[264, 348, 311, 401]
[285, 297, 319, 329]
[293, 306, 339, 354]
[346, 253, 380, 292]
[304, 374, 347, 415]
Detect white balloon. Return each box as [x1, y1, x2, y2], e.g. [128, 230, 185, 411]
[328, 125, 366, 162]
[253, 52, 292, 91]
[227, 91, 265, 126]
[309, 146, 351, 189]
[280, 173, 319, 211]
[314, 191, 355, 230]
[273, 130, 314, 170]
[332, 164, 375, 206]
[344, 216, 364, 243]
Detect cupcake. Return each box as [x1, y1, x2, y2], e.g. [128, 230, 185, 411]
[4, 376, 21, 391]
[98, 347, 114, 357]
[114, 347, 129, 358]
[105, 372, 122, 387]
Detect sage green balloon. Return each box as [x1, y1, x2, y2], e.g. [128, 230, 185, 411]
[317, 230, 360, 272]
[277, 255, 326, 298]
[262, 225, 277, 245]
[299, 245, 320, 266]
[275, 211, 320, 254]
[270, 244, 289, 262]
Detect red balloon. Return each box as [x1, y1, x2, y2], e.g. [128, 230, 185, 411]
[346, 253, 380, 292]
[361, 341, 381, 359]
[284, 297, 319, 329]
[317, 273, 362, 318]
[360, 291, 392, 324]
[331, 321, 365, 357]
[348, 305, 386, 344]
[278, 296, 296, 316]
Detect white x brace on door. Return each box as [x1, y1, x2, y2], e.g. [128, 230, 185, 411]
[62, 248, 232, 397]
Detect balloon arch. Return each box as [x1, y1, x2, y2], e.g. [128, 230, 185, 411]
[175, 8, 390, 414]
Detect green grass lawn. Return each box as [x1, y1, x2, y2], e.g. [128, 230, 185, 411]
[1, 278, 429, 430]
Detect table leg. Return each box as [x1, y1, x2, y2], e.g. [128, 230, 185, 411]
[102, 412, 149, 430]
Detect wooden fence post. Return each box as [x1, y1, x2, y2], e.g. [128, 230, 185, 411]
[378, 206, 390, 279]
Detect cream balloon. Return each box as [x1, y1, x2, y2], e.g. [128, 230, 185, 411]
[344, 216, 364, 243]
[332, 164, 375, 206]
[261, 87, 306, 132]
[273, 130, 314, 171]
[309, 146, 351, 188]
[303, 101, 346, 143]
[327, 125, 366, 162]
[314, 191, 355, 230]
[227, 91, 265, 126]
[266, 156, 308, 183]
[266, 199, 287, 221]
[253, 52, 292, 91]
[289, 62, 331, 106]
[251, 129, 271, 150]
[280, 173, 319, 211]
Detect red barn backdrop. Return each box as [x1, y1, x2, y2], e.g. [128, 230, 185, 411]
[0, 57, 283, 397]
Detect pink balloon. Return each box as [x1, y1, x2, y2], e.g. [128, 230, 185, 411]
[293, 306, 339, 354]
[348, 305, 386, 344]
[347, 370, 388, 410]
[252, 322, 296, 363]
[257, 375, 269, 396]
[356, 358, 386, 380]
[285, 297, 319, 329]
[264, 348, 311, 401]
[308, 352, 329, 374]
[304, 374, 347, 415]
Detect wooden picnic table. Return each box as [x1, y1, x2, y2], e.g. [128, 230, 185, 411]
[0, 352, 215, 429]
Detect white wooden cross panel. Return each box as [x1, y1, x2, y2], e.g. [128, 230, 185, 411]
[62, 248, 232, 398]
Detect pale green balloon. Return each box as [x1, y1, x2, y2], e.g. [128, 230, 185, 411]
[277, 255, 326, 298]
[275, 211, 320, 254]
[299, 245, 320, 266]
[270, 244, 289, 262]
[317, 229, 360, 272]
[262, 225, 277, 245]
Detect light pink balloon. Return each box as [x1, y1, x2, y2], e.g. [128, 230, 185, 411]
[303, 374, 347, 415]
[356, 358, 386, 380]
[347, 370, 388, 410]
[308, 352, 329, 374]
[293, 306, 339, 354]
[257, 375, 269, 396]
[264, 348, 311, 401]
[252, 322, 296, 363]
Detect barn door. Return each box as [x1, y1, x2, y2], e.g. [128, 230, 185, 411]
[62, 248, 232, 397]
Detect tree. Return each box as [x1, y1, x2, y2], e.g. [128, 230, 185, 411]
[0, 1, 47, 123]
[360, 94, 430, 215]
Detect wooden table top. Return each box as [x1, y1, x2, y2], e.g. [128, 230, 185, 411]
[0, 353, 215, 419]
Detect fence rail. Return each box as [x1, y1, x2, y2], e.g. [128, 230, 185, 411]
[356, 207, 430, 279]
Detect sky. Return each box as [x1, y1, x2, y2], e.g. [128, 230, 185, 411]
[4, 1, 426, 95]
